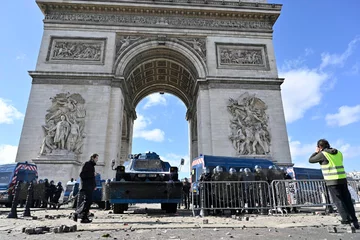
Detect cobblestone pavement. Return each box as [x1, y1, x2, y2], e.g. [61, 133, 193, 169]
[0, 204, 359, 239]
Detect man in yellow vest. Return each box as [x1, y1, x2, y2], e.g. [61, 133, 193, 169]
[309, 139, 359, 229]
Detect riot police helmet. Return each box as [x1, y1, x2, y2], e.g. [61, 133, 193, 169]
[229, 168, 237, 175]
[268, 165, 275, 170]
[204, 167, 211, 174]
[215, 165, 224, 173]
[244, 168, 251, 173]
[254, 165, 262, 172]
[57, 182, 62, 186]
[239, 168, 244, 172]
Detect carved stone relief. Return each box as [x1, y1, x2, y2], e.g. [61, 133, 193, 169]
[227, 92, 271, 155]
[179, 38, 206, 62]
[39, 93, 86, 156]
[45, 12, 273, 31]
[116, 36, 143, 58]
[217, 44, 269, 70]
[47, 37, 106, 64]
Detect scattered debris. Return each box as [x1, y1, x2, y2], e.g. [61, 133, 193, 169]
[102, 233, 111, 237]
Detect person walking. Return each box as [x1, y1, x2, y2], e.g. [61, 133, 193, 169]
[309, 139, 359, 229]
[182, 178, 191, 209]
[73, 153, 98, 223]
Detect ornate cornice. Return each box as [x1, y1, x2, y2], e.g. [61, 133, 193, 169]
[37, 1, 281, 31]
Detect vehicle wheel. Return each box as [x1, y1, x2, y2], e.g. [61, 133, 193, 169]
[113, 203, 128, 214]
[165, 203, 177, 214]
[161, 203, 167, 210]
[97, 201, 105, 209]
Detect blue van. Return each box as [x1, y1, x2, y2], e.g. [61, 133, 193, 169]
[286, 167, 324, 180]
[0, 162, 38, 207]
[191, 154, 275, 183]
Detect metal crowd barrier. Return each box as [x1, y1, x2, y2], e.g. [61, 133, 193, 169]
[348, 180, 360, 204]
[192, 179, 360, 216]
[192, 181, 271, 216]
[270, 179, 332, 210]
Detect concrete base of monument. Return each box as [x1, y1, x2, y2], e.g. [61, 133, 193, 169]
[33, 150, 83, 183]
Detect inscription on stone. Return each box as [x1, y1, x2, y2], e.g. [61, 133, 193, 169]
[227, 92, 271, 155]
[45, 12, 273, 31]
[217, 44, 268, 70]
[47, 37, 106, 64]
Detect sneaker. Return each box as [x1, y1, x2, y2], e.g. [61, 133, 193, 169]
[353, 221, 360, 230]
[80, 218, 92, 224]
[72, 213, 78, 222]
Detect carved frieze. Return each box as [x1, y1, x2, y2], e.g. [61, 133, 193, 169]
[179, 38, 206, 62]
[40, 93, 87, 157]
[217, 44, 269, 70]
[47, 37, 106, 64]
[227, 92, 271, 155]
[115, 36, 144, 58]
[45, 12, 273, 31]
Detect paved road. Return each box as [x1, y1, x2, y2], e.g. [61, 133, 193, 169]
[0, 204, 359, 239]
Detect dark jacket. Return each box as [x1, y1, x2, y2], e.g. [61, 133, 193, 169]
[79, 160, 96, 190]
[309, 148, 347, 186]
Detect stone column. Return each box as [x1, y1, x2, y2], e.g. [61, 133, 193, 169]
[102, 86, 124, 179]
[196, 83, 213, 156]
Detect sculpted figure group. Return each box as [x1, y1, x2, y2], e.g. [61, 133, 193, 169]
[228, 92, 271, 155]
[39, 92, 87, 156]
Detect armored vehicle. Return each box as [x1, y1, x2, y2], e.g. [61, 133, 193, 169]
[103, 152, 182, 214]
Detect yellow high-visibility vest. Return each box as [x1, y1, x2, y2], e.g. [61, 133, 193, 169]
[321, 151, 347, 180]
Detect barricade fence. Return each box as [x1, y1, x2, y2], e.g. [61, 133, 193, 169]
[270, 179, 331, 209]
[192, 181, 271, 214]
[348, 180, 360, 204]
[192, 179, 360, 215]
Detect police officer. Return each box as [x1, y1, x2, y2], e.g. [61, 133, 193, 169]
[226, 168, 238, 210]
[254, 165, 268, 214]
[52, 182, 64, 207]
[182, 178, 191, 209]
[199, 167, 212, 213]
[243, 168, 255, 213]
[73, 153, 99, 223]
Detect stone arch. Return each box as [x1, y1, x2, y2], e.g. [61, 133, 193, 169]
[114, 39, 207, 80]
[114, 39, 203, 162]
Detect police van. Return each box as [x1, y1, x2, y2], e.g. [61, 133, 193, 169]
[0, 162, 38, 207]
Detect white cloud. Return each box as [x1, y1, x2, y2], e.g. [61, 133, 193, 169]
[280, 68, 329, 123]
[288, 138, 317, 168]
[346, 62, 360, 76]
[143, 93, 167, 109]
[16, 53, 26, 61]
[325, 105, 360, 127]
[334, 139, 360, 159]
[0, 145, 17, 164]
[320, 36, 360, 70]
[133, 114, 165, 142]
[289, 138, 315, 160]
[289, 139, 360, 168]
[0, 98, 24, 124]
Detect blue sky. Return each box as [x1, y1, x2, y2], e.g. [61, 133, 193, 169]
[0, 1, 360, 179]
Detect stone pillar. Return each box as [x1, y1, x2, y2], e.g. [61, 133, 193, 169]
[102, 86, 124, 179]
[196, 84, 213, 156]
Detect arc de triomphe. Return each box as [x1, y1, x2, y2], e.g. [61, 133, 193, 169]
[16, 0, 292, 183]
